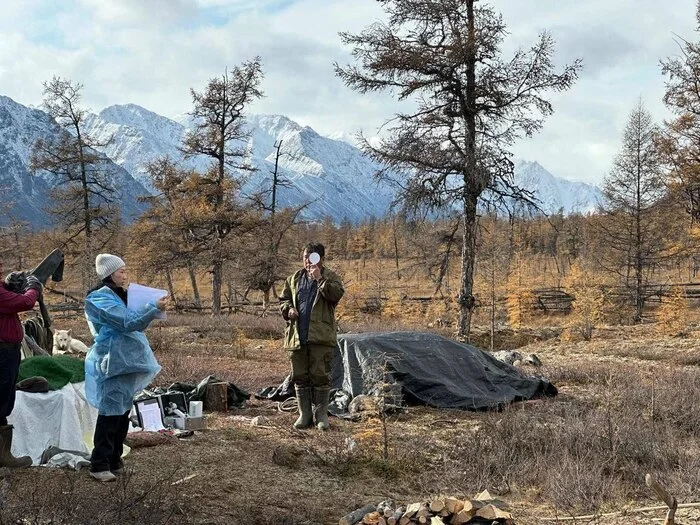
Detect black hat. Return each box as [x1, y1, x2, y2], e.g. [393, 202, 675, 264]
[16, 376, 50, 393]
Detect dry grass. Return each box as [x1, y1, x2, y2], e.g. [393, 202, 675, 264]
[8, 306, 700, 524]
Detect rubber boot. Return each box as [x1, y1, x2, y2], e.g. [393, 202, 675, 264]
[313, 387, 331, 431]
[0, 425, 32, 468]
[293, 386, 313, 429]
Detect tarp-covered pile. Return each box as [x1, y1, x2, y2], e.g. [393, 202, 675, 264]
[332, 332, 556, 410]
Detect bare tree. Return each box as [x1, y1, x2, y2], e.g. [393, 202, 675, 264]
[180, 59, 264, 314]
[30, 77, 117, 290]
[0, 218, 29, 271]
[476, 208, 510, 350]
[241, 140, 306, 314]
[598, 100, 670, 323]
[335, 0, 581, 336]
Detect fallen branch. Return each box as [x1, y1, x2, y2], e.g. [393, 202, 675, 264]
[539, 502, 700, 522]
[426, 419, 459, 427]
[171, 473, 198, 485]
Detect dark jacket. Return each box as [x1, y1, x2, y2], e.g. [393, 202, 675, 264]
[0, 285, 39, 343]
[280, 267, 344, 350]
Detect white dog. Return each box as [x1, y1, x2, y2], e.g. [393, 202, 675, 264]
[52, 329, 89, 355]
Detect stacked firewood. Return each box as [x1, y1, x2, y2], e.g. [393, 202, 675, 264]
[339, 491, 515, 525]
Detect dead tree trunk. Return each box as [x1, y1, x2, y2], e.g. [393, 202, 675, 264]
[187, 262, 201, 308]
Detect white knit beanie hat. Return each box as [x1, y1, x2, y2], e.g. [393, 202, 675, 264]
[95, 254, 126, 280]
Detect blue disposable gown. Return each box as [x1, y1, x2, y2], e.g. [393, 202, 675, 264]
[84, 286, 162, 416]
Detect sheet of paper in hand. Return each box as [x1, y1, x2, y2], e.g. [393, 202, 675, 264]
[127, 283, 168, 319]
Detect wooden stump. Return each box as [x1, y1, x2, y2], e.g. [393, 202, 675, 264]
[204, 382, 228, 411]
[646, 473, 677, 525]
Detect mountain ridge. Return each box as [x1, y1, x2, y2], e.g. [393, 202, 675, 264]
[0, 96, 149, 227]
[0, 96, 603, 227]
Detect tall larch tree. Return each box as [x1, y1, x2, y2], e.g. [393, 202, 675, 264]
[335, 0, 581, 337]
[30, 77, 117, 291]
[133, 157, 206, 308]
[598, 100, 668, 323]
[180, 59, 264, 314]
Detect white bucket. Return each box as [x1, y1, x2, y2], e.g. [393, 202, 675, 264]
[189, 400, 203, 417]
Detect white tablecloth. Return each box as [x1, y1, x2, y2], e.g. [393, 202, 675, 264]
[8, 381, 98, 466]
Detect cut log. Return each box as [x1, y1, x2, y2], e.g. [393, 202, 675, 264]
[398, 517, 410, 525]
[339, 504, 377, 525]
[430, 518, 444, 525]
[429, 498, 446, 513]
[462, 500, 484, 513]
[450, 507, 477, 525]
[487, 498, 509, 510]
[444, 497, 464, 515]
[475, 504, 513, 521]
[416, 504, 431, 520]
[377, 516, 387, 525]
[471, 494, 509, 510]
[473, 489, 495, 501]
[377, 500, 395, 518]
[362, 511, 380, 524]
[204, 382, 228, 411]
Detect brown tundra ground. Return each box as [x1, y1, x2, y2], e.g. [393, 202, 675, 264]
[3, 310, 700, 525]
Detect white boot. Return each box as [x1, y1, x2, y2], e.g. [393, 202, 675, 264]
[90, 470, 117, 482]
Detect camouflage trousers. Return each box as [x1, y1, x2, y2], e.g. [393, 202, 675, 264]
[288, 343, 334, 388]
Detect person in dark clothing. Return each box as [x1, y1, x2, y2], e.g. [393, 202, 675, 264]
[0, 257, 42, 468]
[84, 254, 167, 482]
[280, 242, 344, 431]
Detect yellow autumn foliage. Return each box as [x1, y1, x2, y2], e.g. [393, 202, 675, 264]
[564, 263, 607, 341]
[656, 284, 689, 336]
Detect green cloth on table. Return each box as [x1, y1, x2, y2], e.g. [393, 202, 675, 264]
[18, 355, 86, 391]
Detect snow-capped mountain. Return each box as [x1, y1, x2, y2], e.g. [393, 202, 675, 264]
[82, 107, 396, 222]
[1, 96, 602, 228]
[0, 96, 148, 228]
[82, 104, 196, 191]
[513, 160, 602, 214]
[325, 130, 361, 147]
[245, 114, 396, 220]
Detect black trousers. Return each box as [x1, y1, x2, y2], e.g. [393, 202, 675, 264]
[0, 342, 21, 427]
[90, 411, 130, 473]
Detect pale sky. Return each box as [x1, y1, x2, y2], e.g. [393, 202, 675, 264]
[0, 0, 696, 185]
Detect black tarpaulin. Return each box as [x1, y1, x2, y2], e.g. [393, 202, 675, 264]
[331, 332, 556, 410]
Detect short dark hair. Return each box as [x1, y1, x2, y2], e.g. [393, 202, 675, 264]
[302, 242, 325, 258]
